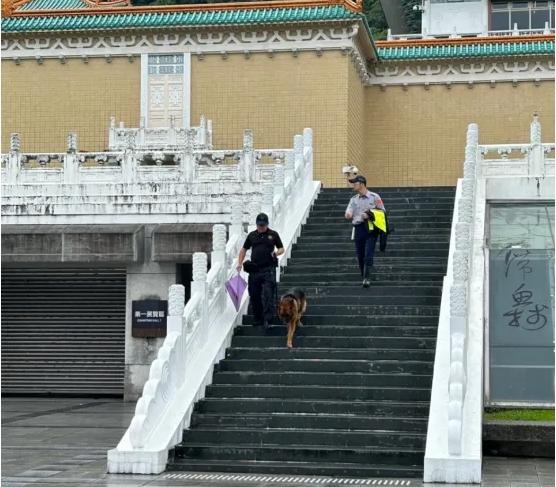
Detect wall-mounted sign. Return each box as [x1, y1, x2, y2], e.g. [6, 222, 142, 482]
[132, 299, 168, 338]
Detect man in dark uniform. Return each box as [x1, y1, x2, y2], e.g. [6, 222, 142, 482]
[344, 175, 385, 288]
[236, 213, 284, 329]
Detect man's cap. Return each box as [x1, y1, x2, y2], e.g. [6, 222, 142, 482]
[255, 213, 269, 225]
[349, 175, 367, 185]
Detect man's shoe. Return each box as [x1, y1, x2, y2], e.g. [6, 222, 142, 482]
[362, 279, 371, 288]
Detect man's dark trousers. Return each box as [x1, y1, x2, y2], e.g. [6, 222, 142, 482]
[248, 267, 276, 325]
[354, 224, 379, 277]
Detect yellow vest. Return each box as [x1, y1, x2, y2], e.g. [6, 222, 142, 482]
[366, 209, 387, 233]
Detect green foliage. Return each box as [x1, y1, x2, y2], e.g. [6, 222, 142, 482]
[484, 409, 555, 422]
[400, 0, 421, 33]
[363, 0, 388, 40]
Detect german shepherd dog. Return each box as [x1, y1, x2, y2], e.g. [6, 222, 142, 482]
[277, 289, 307, 348]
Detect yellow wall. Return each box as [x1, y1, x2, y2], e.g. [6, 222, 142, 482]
[346, 59, 365, 181]
[1, 57, 140, 153]
[190, 51, 350, 187]
[2, 52, 554, 188]
[364, 81, 555, 187]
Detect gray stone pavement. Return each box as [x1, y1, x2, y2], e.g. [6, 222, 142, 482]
[1, 398, 554, 487]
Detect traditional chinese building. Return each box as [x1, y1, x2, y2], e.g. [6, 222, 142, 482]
[1, 0, 554, 188]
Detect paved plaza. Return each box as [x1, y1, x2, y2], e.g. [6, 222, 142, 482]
[1, 398, 553, 487]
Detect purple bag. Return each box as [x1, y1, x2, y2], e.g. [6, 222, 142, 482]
[225, 273, 247, 311]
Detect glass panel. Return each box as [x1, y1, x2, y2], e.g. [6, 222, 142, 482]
[531, 8, 550, 27]
[511, 9, 531, 28]
[551, 6, 555, 26]
[489, 204, 555, 404]
[492, 10, 511, 28]
[534, 1, 549, 7]
[511, 1, 530, 8]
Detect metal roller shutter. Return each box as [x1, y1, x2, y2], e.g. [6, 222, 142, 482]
[1, 267, 126, 396]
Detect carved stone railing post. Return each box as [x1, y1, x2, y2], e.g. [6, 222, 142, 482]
[211, 224, 227, 274]
[293, 134, 304, 179]
[199, 115, 207, 148]
[191, 252, 209, 341]
[121, 132, 137, 184]
[248, 200, 260, 232]
[167, 284, 185, 335]
[303, 127, 313, 185]
[7, 133, 21, 185]
[238, 129, 255, 182]
[274, 163, 285, 200]
[179, 129, 196, 183]
[230, 200, 244, 237]
[262, 182, 274, 224]
[168, 116, 177, 147]
[109, 116, 116, 150]
[285, 151, 295, 180]
[529, 113, 544, 176]
[64, 132, 79, 185]
[206, 119, 213, 149]
[138, 117, 146, 148]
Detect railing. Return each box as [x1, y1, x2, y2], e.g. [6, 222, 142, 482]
[108, 115, 213, 151]
[386, 23, 554, 41]
[107, 128, 319, 474]
[424, 115, 555, 483]
[1, 129, 312, 224]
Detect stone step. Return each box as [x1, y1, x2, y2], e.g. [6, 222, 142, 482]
[235, 325, 438, 338]
[211, 371, 433, 388]
[292, 252, 448, 259]
[231, 335, 436, 349]
[168, 457, 423, 478]
[226, 347, 435, 362]
[218, 358, 434, 374]
[276, 285, 442, 296]
[311, 202, 455, 210]
[205, 384, 432, 401]
[259, 304, 440, 317]
[242, 314, 439, 327]
[181, 427, 426, 449]
[190, 413, 428, 432]
[292, 241, 450, 251]
[269, 295, 441, 306]
[194, 397, 431, 417]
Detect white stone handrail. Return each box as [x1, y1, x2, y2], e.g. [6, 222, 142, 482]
[107, 128, 320, 474]
[109, 115, 213, 151]
[387, 25, 554, 41]
[424, 115, 554, 483]
[1, 128, 318, 226]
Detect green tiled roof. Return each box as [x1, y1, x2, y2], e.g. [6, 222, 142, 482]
[17, 0, 89, 10]
[2, 5, 360, 32]
[377, 40, 555, 60]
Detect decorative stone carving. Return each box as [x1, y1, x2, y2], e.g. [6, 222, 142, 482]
[530, 112, 541, 145]
[192, 252, 207, 282]
[168, 284, 185, 317]
[455, 223, 470, 251]
[452, 251, 469, 283]
[212, 224, 226, 252]
[66, 133, 78, 154]
[10, 133, 20, 153]
[450, 284, 466, 317]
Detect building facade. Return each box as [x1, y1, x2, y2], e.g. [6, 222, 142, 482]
[2, 0, 554, 188]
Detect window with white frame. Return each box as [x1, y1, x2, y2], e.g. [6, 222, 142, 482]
[146, 54, 186, 128]
[490, 1, 554, 30]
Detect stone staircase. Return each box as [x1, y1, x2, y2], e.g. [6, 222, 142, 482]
[168, 186, 455, 478]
